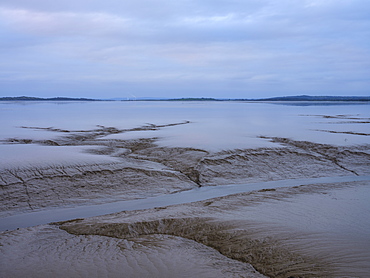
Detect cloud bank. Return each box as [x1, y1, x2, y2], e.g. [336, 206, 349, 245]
[1, 0, 369, 98]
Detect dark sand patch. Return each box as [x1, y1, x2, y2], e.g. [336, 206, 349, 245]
[56, 180, 370, 277]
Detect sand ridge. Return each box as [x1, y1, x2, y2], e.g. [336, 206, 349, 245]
[1, 123, 369, 216]
[56, 180, 370, 278]
[1, 122, 370, 277]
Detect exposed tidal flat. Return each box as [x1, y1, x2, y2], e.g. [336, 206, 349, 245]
[1, 101, 370, 277]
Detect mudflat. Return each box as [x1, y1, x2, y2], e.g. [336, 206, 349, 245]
[1, 108, 370, 277]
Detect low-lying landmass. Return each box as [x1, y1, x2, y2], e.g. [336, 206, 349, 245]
[1, 95, 370, 102]
[0, 96, 100, 101]
[251, 95, 370, 101]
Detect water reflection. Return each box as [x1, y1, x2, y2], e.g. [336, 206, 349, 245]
[1, 101, 369, 154]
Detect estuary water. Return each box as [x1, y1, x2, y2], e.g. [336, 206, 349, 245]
[1, 100, 369, 168]
[1, 100, 370, 277]
[1, 175, 369, 231]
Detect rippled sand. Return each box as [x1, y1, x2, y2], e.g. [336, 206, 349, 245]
[1, 122, 370, 277]
[0, 225, 264, 278]
[53, 180, 370, 278]
[1, 127, 368, 216]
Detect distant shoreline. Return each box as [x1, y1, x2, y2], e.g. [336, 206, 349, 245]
[1, 95, 370, 102]
[0, 96, 100, 101]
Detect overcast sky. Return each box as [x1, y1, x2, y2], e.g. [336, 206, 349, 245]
[1, 0, 369, 99]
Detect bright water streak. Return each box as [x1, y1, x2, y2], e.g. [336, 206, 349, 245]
[1, 175, 369, 231]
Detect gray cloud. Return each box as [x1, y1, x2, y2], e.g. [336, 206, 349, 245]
[0, 0, 369, 98]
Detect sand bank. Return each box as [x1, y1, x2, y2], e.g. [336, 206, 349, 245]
[54, 180, 370, 278]
[0, 225, 265, 278]
[1, 122, 370, 277]
[1, 128, 369, 216]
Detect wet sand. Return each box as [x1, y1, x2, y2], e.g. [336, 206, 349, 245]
[56, 180, 370, 277]
[1, 122, 370, 277]
[0, 226, 265, 278]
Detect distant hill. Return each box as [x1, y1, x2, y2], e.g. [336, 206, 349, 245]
[251, 95, 370, 102]
[0, 96, 99, 101]
[165, 96, 370, 102]
[143, 95, 370, 101]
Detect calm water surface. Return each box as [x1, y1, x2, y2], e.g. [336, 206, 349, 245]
[1, 101, 370, 276]
[1, 101, 369, 153]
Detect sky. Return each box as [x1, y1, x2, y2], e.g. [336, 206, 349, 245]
[0, 0, 369, 99]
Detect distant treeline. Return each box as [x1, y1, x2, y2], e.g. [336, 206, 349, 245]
[1, 95, 369, 102]
[0, 96, 99, 101]
[166, 95, 370, 101]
